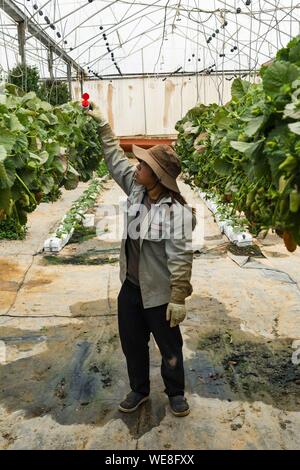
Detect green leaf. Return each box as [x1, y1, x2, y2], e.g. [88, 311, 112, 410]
[0, 161, 11, 189]
[40, 175, 55, 194]
[38, 113, 50, 124]
[0, 188, 12, 212]
[289, 42, 300, 65]
[9, 114, 25, 132]
[21, 91, 37, 103]
[52, 159, 66, 173]
[39, 151, 49, 164]
[46, 141, 60, 157]
[27, 160, 38, 169]
[45, 113, 58, 125]
[263, 61, 300, 97]
[231, 79, 251, 100]
[66, 163, 80, 176]
[29, 151, 49, 164]
[288, 121, 300, 135]
[16, 110, 33, 127]
[64, 174, 79, 190]
[39, 101, 52, 112]
[0, 130, 16, 152]
[6, 95, 20, 109]
[0, 145, 7, 162]
[214, 112, 231, 130]
[230, 139, 264, 156]
[214, 159, 232, 176]
[244, 116, 265, 137]
[14, 133, 28, 151]
[283, 101, 300, 119]
[25, 99, 38, 110]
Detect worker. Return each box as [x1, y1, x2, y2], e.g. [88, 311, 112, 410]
[88, 104, 196, 417]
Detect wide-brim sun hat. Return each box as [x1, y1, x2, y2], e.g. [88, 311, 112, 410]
[132, 143, 181, 193]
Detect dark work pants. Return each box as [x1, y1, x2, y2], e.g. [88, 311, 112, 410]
[117, 278, 185, 397]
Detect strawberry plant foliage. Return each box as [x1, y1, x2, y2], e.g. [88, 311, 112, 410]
[175, 35, 300, 250]
[0, 83, 103, 235]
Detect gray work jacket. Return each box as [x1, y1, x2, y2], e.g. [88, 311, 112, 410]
[98, 123, 194, 308]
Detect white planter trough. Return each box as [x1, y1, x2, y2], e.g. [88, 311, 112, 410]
[44, 228, 74, 253]
[223, 224, 253, 247]
[82, 213, 95, 227]
[43, 174, 109, 253]
[196, 188, 253, 247]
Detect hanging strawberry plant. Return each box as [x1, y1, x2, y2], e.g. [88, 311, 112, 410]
[0, 83, 103, 236]
[175, 35, 300, 251]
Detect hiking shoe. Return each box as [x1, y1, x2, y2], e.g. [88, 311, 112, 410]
[169, 395, 190, 417]
[118, 391, 149, 413]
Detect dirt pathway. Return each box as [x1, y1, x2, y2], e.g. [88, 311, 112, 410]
[0, 178, 300, 450]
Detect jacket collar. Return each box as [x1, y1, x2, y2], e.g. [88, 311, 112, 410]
[142, 188, 173, 205]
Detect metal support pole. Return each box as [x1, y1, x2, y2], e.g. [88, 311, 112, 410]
[80, 72, 84, 96]
[17, 20, 26, 66]
[1, 0, 85, 77]
[47, 47, 54, 80]
[141, 48, 147, 136]
[67, 62, 72, 99]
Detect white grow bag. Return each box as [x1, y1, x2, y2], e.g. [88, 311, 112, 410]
[44, 229, 74, 253]
[197, 189, 253, 247]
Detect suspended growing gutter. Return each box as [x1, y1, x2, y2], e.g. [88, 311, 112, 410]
[119, 136, 177, 152]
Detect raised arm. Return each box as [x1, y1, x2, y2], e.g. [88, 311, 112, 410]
[88, 106, 135, 195]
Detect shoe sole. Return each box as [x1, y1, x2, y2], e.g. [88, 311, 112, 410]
[170, 407, 190, 417]
[118, 395, 149, 413]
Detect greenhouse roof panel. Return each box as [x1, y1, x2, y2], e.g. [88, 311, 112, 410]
[1, 0, 300, 78]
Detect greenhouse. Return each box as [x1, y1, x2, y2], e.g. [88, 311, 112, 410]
[0, 0, 300, 454]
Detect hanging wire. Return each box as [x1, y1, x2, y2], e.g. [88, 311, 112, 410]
[2, 0, 300, 83]
[96, 32, 170, 76]
[87, 9, 176, 73]
[210, 0, 287, 73]
[214, 0, 224, 104]
[153, 0, 170, 74]
[234, 0, 300, 75]
[251, 0, 263, 83]
[263, 0, 300, 24]
[57, 0, 121, 42]
[220, 0, 227, 102]
[214, 0, 273, 62]
[174, 20, 248, 72]
[73, 0, 165, 61]
[0, 33, 66, 77]
[248, 0, 253, 70]
[184, 8, 272, 67]
[241, 0, 287, 78]
[196, 0, 199, 102]
[8, 0, 70, 82]
[179, 0, 189, 116]
[235, 0, 241, 71]
[0, 11, 10, 74]
[93, 21, 174, 76]
[290, 0, 293, 37]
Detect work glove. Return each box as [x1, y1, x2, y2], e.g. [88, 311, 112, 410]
[87, 102, 108, 127]
[166, 302, 186, 328]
